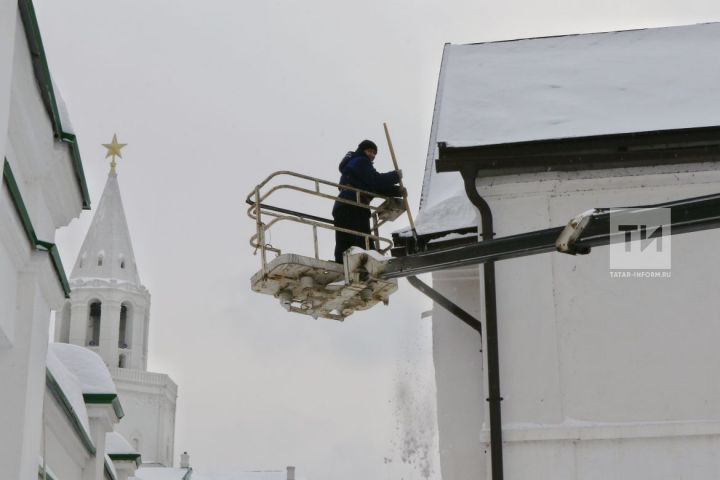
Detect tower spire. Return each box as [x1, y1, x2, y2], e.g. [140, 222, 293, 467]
[102, 133, 127, 174]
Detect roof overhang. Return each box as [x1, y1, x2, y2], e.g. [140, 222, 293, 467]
[436, 125, 720, 176]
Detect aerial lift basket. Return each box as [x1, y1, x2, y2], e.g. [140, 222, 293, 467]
[247, 171, 405, 321]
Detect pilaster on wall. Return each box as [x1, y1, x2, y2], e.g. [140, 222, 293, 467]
[0, 257, 51, 480]
[69, 300, 89, 346]
[83, 404, 116, 480]
[99, 300, 121, 368]
[431, 266, 485, 480]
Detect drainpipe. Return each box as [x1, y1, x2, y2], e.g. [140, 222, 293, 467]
[462, 168, 504, 480]
[405, 168, 504, 480]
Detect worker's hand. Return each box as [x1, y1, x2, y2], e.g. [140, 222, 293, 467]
[396, 169, 403, 180]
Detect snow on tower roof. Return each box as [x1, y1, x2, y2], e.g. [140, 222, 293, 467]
[415, 22, 720, 235]
[50, 343, 117, 394]
[70, 168, 141, 285]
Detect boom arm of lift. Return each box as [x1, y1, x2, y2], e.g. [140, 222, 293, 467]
[380, 191, 720, 279]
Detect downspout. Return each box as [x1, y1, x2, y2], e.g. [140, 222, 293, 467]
[405, 168, 505, 480]
[462, 167, 504, 480]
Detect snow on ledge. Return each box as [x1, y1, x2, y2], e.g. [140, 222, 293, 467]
[106, 431, 138, 455]
[50, 343, 117, 394]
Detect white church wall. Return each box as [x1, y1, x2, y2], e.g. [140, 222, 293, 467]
[433, 162, 720, 479]
[0, 8, 83, 479]
[110, 369, 178, 467]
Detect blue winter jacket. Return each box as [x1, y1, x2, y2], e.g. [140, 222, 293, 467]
[333, 151, 402, 212]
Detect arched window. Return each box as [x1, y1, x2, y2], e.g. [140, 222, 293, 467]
[97, 255, 104, 267]
[87, 301, 101, 346]
[119, 303, 132, 349]
[118, 353, 127, 368]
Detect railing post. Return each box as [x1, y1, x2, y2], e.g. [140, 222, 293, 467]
[313, 226, 319, 259]
[372, 213, 380, 250]
[255, 187, 267, 277]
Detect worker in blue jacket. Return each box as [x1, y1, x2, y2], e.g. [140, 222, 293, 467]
[332, 139, 404, 263]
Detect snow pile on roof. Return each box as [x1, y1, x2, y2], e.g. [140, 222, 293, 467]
[348, 245, 390, 261]
[106, 432, 138, 455]
[416, 22, 720, 235]
[46, 347, 93, 442]
[135, 467, 191, 480]
[50, 343, 116, 394]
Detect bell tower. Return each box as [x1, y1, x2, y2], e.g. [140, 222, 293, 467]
[55, 134, 150, 369]
[55, 136, 177, 466]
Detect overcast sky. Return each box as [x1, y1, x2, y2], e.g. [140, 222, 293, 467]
[36, 1, 720, 479]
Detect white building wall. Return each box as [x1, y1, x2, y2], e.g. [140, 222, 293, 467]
[43, 389, 92, 480]
[434, 162, 720, 479]
[431, 266, 485, 480]
[110, 368, 177, 466]
[0, 8, 84, 480]
[0, 0, 16, 163]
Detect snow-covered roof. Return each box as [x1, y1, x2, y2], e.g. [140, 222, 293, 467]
[417, 22, 720, 235]
[434, 23, 720, 150]
[46, 346, 93, 445]
[70, 169, 142, 285]
[106, 432, 138, 455]
[49, 343, 116, 395]
[192, 472, 303, 480]
[135, 467, 191, 480]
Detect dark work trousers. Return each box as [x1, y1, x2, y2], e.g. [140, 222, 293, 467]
[333, 203, 372, 263]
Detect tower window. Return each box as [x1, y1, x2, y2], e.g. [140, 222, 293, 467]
[87, 301, 101, 346]
[120, 260, 126, 269]
[119, 303, 132, 349]
[97, 255, 104, 267]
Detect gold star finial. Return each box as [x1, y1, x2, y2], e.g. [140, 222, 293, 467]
[102, 134, 127, 173]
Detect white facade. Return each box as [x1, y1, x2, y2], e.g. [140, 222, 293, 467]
[0, 1, 89, 478]
[420, 25, 720, 480]
[55, 168, 178, 468]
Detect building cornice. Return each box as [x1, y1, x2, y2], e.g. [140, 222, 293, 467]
[3, 158, 70, 297]
[108, 453, 142, 468]
[17, 0, 90, 209]
[83, 393, 125, 420]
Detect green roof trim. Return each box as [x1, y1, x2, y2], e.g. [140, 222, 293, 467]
[3, 158, 71, 297]
[108, 453, 142, 468]
[38, 464, 58, 480]
[17, 0, 91, 210]
[45, 369, 97, 456]
[104, 458, 118, 480]
[83, 393, 125, 420]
